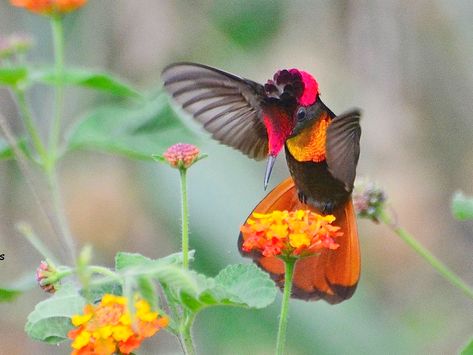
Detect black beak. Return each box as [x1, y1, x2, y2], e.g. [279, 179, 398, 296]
[264, 154, 277, 190]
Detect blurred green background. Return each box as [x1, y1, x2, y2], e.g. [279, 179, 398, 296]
[1, 0, 473, 354]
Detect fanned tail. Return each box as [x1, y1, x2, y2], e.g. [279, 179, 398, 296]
[238, 177, 360, 304]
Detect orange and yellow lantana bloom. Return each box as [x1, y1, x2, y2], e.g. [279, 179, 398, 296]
[68, 294, 168, 355]
[10, 0, 87, 15]
[241, 209, 342, 258]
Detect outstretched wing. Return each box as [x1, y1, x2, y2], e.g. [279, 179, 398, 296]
[238, 177, 360, 304]
[162, 62, 269, 160]
[325, 110, 361, 191]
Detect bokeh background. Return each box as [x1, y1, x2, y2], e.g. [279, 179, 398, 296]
[1, 0, 473, 354]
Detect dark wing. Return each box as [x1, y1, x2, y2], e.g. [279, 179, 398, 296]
[162, 62, 269, 160]
[325, 110, 361, 191]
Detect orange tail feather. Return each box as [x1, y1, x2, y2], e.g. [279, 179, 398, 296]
[238, 177, 360, 304]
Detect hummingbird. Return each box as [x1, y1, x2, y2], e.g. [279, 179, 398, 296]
[162, 63, 361, 304]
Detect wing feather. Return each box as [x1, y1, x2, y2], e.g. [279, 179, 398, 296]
[325, 110, 361, 191]
[162, 62, 269, 160]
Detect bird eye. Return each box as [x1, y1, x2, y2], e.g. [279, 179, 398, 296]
[296, 107, 306, 121]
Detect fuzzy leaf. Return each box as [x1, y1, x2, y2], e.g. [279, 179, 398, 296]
[137, 276, 158, 310]
[25, 284, 85, 343]
[179, 264, 277, 312]
[0, 66, 28, 86]
[67, 94, 195, 160]
[115, 251, 205, 302]
[214, 264, 277, 309]
[115, 251, 193, 271]
[33, 68, 140, 97]
[85, 280, 122, 303]
[452, 191, 473, 221]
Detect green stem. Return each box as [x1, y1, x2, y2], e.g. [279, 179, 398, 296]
[179, 312, 196, 355]
[379, 209, 473, 301]
[276, 257, 296, 355]
[48, 14, 65, 170]
[179, 168, 189, 268]
[13, 88, 48, 163]
[47, 170, 76, 261]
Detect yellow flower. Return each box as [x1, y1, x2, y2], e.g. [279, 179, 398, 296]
[71, 312, 92, 327]
[289, 233, 311, 249]
[92, 325, 112, 339]
[71, 330, 90, 350]
[112, 325, 134, 342]
[68, 294, 168, 355]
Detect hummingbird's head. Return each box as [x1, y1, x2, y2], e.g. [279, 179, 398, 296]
[262, 69, 319, 189]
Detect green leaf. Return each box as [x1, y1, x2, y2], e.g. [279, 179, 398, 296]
[0, 288, 21, 302]
[0, 66, 28, 86]
[0, 137, 31, 161]
[137, 276, 157, 309]
[214, 264, 277, 309]
[452, 191, 473, 221]
[115, 251, 205, 306]
[115, 252, 154, 270]
[25, 284, 85, 343]
[178, 264, 277, 312]
[0, 273, 36, 302]
[210, 0, 283, 48]
[67, 94, 196, 160]
[33, 67, 140, 98]
[85, 280, 122, 303]
[115, 251, 193, 271]
[0, 138, 14, 160]
[461, 337, 473, 355]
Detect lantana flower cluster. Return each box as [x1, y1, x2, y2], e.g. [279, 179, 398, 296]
[68, 294, 168, 355]
[240, 209, 342, 258]
[10, 0, 87, 15]
[353, 179, 386, 222]
[162, 143, 201, 169]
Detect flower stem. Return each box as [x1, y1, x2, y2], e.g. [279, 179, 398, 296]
[179, 312, 196, 355]
[13, 88, 48, 163]
[48, 14, 65, 170]
[276, 257, 296, 355]
[379, 209, 473, 300]
[47, 170, 76, 261]
[179, 168, 189, 268]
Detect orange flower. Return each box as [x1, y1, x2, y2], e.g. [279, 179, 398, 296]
[68, 294, 168, 355]
[240, 210, 342, 258]
[10, 0, 87, 15]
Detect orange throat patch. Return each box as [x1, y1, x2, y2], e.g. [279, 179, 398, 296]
[286, 114, 330, 162]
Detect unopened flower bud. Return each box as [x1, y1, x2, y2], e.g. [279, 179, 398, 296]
[153, 143, 205, 170]
[35, 260, 58, 293]
[0, 33, 33, 60]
